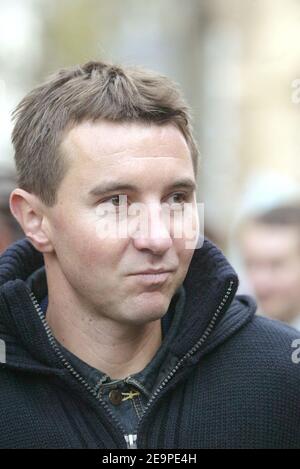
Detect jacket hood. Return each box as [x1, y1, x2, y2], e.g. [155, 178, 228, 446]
[0, 238, 256, 373]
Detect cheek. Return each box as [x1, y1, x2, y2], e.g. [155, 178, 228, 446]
[72, 234, 128, 273]
[51, 211, 124, 268]
[175, 240, 194, 271]
[84, 240, 126, 270]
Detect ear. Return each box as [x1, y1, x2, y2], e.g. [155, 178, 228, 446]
[9, 189, 53, 253]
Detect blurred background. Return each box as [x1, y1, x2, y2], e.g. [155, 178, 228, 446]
[1, 0, 300, 327]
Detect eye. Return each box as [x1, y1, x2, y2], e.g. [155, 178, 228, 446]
[167, 192, 187, 206]
[109, 195, 122, 207]
[103, 195, 129, 207]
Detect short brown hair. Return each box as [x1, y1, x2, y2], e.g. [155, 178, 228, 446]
[237, 203, 300, 249]
[253, 204, 300, 228]
[12, 61, 199, 206]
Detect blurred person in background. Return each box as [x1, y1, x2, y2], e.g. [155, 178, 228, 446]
[0, 171, 23, 253]
[238, 204, 300, 330]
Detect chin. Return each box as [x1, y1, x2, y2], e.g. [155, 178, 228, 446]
[127, 293, 171, 325]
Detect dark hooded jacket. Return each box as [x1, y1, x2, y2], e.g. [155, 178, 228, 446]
[0, 238, 300, 449]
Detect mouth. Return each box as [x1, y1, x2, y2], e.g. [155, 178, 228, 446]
[129, 270, 174, 286]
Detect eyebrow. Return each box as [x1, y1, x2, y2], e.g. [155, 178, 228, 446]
[88, 178, 197, 198]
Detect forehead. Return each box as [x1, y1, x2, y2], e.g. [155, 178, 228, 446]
[60, 120, 194, 180]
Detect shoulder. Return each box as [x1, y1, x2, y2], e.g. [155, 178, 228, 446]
[228, 293, 300, 347]
[241, 309, 300, 351]
[223, 302, 300, 386]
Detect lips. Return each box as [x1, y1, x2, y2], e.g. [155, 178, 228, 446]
[128, 269, 175, 286]
[130, 268, 175, 275]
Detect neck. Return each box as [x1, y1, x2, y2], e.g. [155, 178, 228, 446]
[45, 296, 162, 381]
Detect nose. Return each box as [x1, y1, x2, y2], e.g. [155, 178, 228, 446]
[131, 203, 172, 255]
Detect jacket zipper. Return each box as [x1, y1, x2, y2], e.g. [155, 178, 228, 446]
[29, 292, 130, 448]
[29, 279, 234, 449]
[136, 279, 235, 446]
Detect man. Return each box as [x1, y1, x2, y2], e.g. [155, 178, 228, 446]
[0, 61, 299, 449]
[238, 205, 300, 330]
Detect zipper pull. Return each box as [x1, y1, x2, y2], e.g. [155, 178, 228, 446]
[124, 433, 137, 449]
[121, 390, 140, 401]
